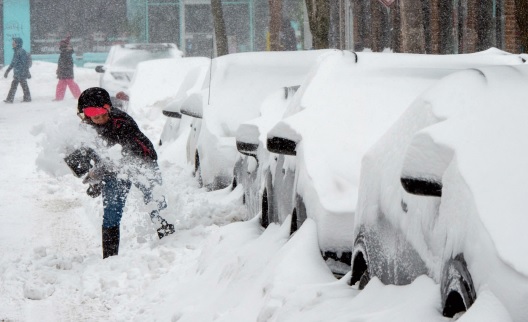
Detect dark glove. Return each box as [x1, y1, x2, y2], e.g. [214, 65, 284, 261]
[86, 183, 102, 198]
[27, 71, 31, 79]
[82, 166, 106, 184]
[4, 71, 8, 78]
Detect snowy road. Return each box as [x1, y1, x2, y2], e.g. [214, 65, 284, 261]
[0, 73, 97, 319]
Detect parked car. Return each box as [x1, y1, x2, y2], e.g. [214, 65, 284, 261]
[179, 50, 335, 190]
[116, 55, 210, 146]
[234, 84, 300, 218]
[95, 43, 183, 100]
[234, 49, 525, 276]
[350, 64, 528, 320]
[158, 58, 210, 146]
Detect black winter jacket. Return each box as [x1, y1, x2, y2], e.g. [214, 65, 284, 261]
[87, 108, 158, 162]
[57, 48, 75, 79]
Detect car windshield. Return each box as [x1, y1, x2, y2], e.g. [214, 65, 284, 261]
[111, 44, 179, 69]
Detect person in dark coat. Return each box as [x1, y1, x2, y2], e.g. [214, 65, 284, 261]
[77, 87, 175, 258]
[54, 36, 81, 101]
[3, 37, 31, 103]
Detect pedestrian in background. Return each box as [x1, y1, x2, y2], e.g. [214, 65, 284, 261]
[3, 37, 31, 103]
[54, 36, 81, 101]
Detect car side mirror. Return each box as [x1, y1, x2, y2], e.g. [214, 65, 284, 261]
[180, 92, 204, 119]
[400, 177, 442, 197]
[400, 133, 452, 198]
[236, 141, 258, 157]
[163, 110, 182, 118]
[95, 65, 105, 73]
[236, 123, 260, 157]
[266, 136, 297, 155]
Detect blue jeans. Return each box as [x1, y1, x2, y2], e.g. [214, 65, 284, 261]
[101, 166, 166, 228]
[102, 177, 131, 228]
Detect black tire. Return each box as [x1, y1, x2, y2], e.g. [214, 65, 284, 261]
[441, 254, 476, 318]
[290, 195, 306, 235]
[261, 189, 270, 228]
[290, 208, 298, 235]
[358, 269, 370, 290]
[232, 176, 237, 190]
[350, 234, 370, 289]
[194, 151, 203, 188]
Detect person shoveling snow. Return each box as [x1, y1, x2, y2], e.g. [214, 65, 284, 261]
[65, 87, 175, 258]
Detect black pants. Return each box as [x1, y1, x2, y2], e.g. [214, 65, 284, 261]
[6, 77, 31, 102]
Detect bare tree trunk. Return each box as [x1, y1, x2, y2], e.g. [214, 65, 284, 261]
[429, 0, 441, 53]
[211, 0, 229, 56]
[515, 0, 528, 52]
[352, 0, 366, 51]
[269, 0, 283, 51]
[305, 0, 330, 49]
[371, 0, 384, 52]
[399, 0, 426, 53]
[464, 0, 478, 52]
[390, 0, 402, 52]
[438, 0, 454, 54]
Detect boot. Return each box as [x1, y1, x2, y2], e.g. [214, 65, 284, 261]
[150, 210, 175, 239]
[102, 226, 120, 258]
[156, 218, 175, 239]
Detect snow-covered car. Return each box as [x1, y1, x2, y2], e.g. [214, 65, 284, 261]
[158, 58, 210, 146]
[180, 50, 334, 190]
[351, 64, 528, 320]
[234, 84, 300, 218]
[117, 56, 210, 145]
[235, 49, 525, 276]
[95, 43, 183, 100]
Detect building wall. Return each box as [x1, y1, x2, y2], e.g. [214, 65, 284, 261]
[29, 0, 127, 55]
[346, 0, 523, 54]
[3, 0, 30, 65]
[129, 0, 259, 56]
[504, 0, 519, 53]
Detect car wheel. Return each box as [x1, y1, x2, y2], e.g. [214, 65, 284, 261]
[290, 195, 307, 235]
[194, 151, 203, 188]
[441, 254, 476, 318]
[261, 189, 270, 228]
[350, 234, 370, 289]
[232, 176, 237, 190]
[290, 208, 298, 235]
